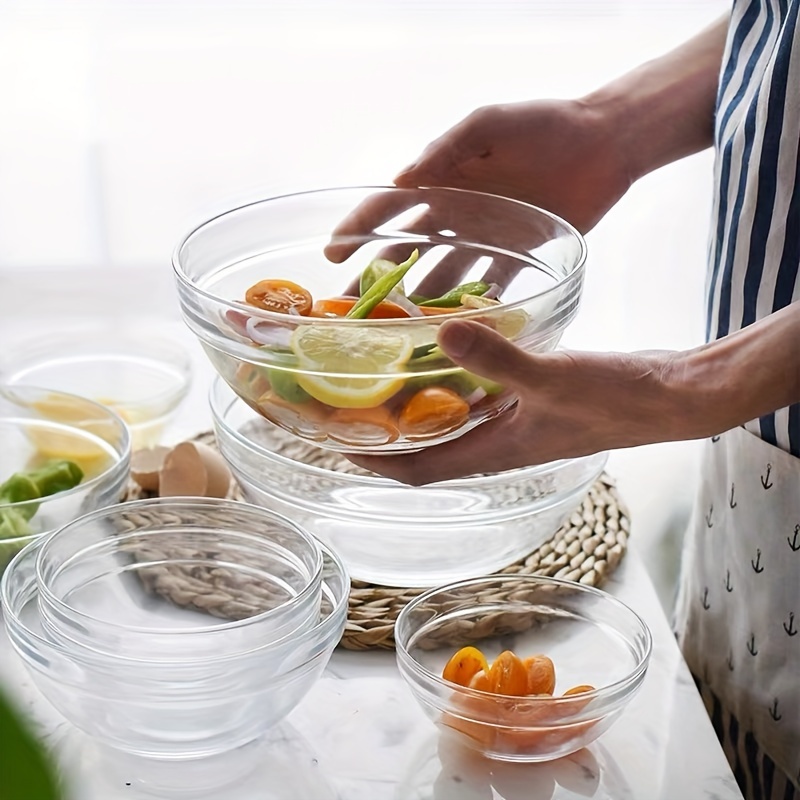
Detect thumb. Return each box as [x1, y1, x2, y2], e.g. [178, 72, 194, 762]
[437, 320, 533, 387]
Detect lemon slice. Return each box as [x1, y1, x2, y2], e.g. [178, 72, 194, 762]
[26, 394, 120, 476]
[291, 325, 414, 408]
[460, 295, 529, 339]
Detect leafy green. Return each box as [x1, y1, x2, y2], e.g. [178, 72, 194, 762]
[0, 688, 62, 800]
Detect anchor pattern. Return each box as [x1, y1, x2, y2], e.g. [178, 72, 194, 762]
[686, 435, 799, 780]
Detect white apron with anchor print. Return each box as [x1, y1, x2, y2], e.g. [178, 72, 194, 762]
[675, 425, 800, 784]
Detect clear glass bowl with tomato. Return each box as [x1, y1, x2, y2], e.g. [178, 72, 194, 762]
[395, 575, 652, 762]
[173, 186, 586, 454]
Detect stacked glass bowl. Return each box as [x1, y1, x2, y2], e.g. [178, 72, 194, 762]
[174, 185, 605, 587]
[1, 497, 348, 761]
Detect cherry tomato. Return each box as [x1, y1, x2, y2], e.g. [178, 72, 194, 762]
[522, 655, 556, 695]
[310, 296, 411, 319]
[442, 646, 490, 687]
[398, 386, 470, 438]
[244, 279, 313, 315]
[487, 651, 530, 697]
[563, 684, 595, 696]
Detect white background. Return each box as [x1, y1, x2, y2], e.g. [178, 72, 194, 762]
[0, 0, 731, 609]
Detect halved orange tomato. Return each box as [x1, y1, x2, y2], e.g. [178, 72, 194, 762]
[245, 279, 313, 315]
[398, 386, 470, 438]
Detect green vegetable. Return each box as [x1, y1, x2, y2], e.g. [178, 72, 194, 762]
[0, 460, 83, 520]
[0, 687, 62, 800]
[267, 369, 312, 404]
[359, 258, 406, 297]
[0, 460, 84, 566]
[417, 281, 491, 308]
[410, 343, 441, 361]
[347, 249, 420, 319]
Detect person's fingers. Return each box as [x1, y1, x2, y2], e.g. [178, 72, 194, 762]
[346, 410, 522, 485]
[479, 254, 526, 292]
[409, 248, 483, 300]
[323, 190, 426, 264]
[437, 319, 535, 386]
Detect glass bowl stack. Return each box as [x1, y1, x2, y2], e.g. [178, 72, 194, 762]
[210, 378, 608, 587]
[0, 385, 131, 577]
[1, 497, 348, 761]
[172, 185, 587, 455]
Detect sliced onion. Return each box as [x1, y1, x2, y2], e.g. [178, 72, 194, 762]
[483, 283, 502, 300]
[387, 289, 425, 317]
[245, 316, 293, 348]
[464, 386, 488, 406]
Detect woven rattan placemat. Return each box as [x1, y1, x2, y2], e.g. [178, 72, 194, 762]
[123, 432, 630, 651]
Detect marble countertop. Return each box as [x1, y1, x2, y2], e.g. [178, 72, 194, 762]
[0, 268, 743, 799]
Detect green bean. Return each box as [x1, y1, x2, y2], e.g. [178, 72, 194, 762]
[346, 249, 420, 319]
[417, 281, 490, 307]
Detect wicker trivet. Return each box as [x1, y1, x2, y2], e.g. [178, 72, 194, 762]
[122, 432, 630, 651]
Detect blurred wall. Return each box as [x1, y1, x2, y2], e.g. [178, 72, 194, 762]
[0, 0, 731, 609]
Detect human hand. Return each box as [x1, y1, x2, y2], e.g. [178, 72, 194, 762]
[327, 98, 629, 247]
[325, 99, 629, 297]
[345, 319, 682, 485]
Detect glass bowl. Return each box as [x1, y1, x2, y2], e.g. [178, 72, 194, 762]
[395, 575, 652, 762]
[0, 326, 193, 448]
[2, 536, 348, 760]
[0, 385, 131, 577]
[173, 185, 586, 455]
[35, 498, 325, 659]
[210, 378, 608, 587]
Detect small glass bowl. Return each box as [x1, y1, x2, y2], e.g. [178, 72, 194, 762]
[0, 385, 130, 577]
[0, 326, 193, 448]
[395, 575, 652, 762]
[35, 498, 325, 660]
[2, 536, 348, 759]
[173, 185, 586, 455]
[210, 378, 608, 587]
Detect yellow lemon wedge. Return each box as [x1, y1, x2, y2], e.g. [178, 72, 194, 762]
[290, 325, 414, 409]
[460, 294, 530, 339]
[26, 394, 119, 476]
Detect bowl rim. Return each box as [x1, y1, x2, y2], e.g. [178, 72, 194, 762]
[0, 385, 132, 531]
[2, 534, 349, 668]
[171, 184, 588, 327]
[33, 496, 326, 637]
[0, 325, 194, 412]
[209, 376, 608, 491]
[394, 573, 653, 712]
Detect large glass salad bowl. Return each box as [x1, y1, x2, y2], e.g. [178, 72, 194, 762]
[173, 186, 586, 454]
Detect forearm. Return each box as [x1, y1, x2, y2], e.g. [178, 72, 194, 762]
[668, 302, 800, 439]
[582, 14, 729, 184]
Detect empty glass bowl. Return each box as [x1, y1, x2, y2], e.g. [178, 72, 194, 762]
[0, 326, 193, 448]
[35, 498, 324, 660]
[0, 385, 130, 577]
[173, 185, 586, 455]
[210, 378, 608, 587]
[395, 575, 652, 762]
[2, 534, 348, 760]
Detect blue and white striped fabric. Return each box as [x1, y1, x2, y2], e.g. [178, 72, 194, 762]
[706, 0, 800, 456]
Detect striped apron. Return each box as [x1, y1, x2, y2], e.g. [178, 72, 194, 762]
[674, 2, 800, 798]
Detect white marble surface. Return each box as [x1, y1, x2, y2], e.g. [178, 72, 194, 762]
[0, 268, 743, 799]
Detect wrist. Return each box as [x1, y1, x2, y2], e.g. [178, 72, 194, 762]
[579, 14, 727, 183]
[661, 304, 800, 439]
